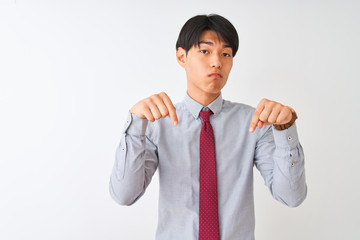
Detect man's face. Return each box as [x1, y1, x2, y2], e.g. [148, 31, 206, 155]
[177, 30, 233, 100]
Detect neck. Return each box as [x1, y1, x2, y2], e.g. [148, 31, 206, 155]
[187, 89, 220, 106]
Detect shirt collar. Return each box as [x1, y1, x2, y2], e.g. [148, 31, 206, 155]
[183, 91, 223, 119]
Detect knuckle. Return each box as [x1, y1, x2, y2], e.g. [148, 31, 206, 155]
[158, 91, 167, 97]
[273, 102, 282, 109]
[139, 102, 148, 110]
[144, 98, 152, 104]
[162, 110, 169, 117]
[277, 116, 285, 123]
[151, 94, 160, 100]
[285, 106, 292, 113]
[140, 106, 147, 113]
[275, 104, 282, 111]
[286, 115, 292, 122]
[267, 101, 275, 108]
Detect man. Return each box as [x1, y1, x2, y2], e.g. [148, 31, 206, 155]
[109, 14, 307, 240]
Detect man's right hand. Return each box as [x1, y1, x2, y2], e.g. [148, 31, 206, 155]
[130, 92, 178, 126]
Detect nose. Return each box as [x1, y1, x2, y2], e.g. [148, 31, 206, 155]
[210, 54, 222, 69]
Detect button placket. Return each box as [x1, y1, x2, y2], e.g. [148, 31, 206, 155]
[289, 148, 296, 167]
[123, 113, 133, 133]
[116, 136, 127, 180]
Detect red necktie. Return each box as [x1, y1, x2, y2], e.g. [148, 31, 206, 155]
[199, 110, 220, 240]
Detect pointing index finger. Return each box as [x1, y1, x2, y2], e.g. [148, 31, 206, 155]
[249, 101, 265, 132]
[249, 112, 260, 132]
[161, 93, 178, 126]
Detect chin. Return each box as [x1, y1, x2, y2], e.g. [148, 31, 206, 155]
[205, 88, 222, 95]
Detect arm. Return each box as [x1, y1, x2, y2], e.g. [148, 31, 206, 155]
[109, 111, 158, 206]
[250, 98, 307, 207]
[109, 92, 178, 206]
[254, 123, 307, 207]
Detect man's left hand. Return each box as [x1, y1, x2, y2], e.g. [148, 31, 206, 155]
[249, 98, 295, 133]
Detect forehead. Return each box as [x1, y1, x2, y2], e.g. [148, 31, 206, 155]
[199, 30, 228, 44]
[197, 30, 231, 49]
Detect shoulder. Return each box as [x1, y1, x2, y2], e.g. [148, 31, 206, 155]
[223, 99, 272, 139]
[222, 99, 255, 117]
[174, 100, 193, 118]
[174, 101, 185, 110]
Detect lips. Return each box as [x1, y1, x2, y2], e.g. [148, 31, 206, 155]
[209, 73, 222, 78]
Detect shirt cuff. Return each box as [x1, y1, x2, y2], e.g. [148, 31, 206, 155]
[122, 111, 148, 136]
[271, 123, 299, 148]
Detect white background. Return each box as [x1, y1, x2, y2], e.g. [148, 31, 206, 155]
[1, 0, 359, 239]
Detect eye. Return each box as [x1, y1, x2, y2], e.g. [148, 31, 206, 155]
[200, 50, 209, 54]
[222, 53, 232, 57]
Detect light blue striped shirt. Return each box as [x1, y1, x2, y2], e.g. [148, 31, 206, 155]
[109, 92, 307, 240]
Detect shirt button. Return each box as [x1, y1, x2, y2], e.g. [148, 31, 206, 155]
[291, 162, 295, 167]
[122, 148, 125, 151]
[203, 107, 209, 112]
[287, 136, 292, 141]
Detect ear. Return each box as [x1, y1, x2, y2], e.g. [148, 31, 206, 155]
[176, 47, 186, 68]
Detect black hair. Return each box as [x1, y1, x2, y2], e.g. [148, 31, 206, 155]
[176, 14, 239, 57]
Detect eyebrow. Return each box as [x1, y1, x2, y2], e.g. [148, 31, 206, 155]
[199, 41, 232, 49]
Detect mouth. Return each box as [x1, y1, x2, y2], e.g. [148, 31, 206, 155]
[208, 73, 222, 79]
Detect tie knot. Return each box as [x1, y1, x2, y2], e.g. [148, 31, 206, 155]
[200, 109, 213, 122]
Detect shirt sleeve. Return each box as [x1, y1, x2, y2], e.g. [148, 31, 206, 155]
[254, 123, 307, 207]
[109, 111, 159, 206]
